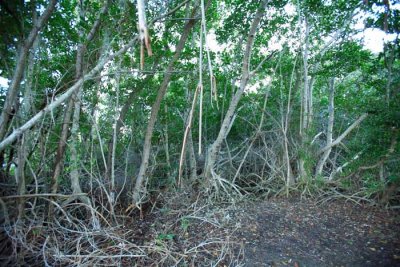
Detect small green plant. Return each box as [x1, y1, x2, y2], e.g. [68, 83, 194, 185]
[180, 217, 190, 232]
[315, 175, 327, 188]
[363, 174, 385, 198]
[31, 228, 41, 237]
[159, 207, 170, 214]
[340, 179, 352, 191]
[156, 233, 175, 241]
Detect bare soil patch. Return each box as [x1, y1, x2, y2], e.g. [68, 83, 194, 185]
[125, 197, 400, 266]
[231, 199, 400, 266]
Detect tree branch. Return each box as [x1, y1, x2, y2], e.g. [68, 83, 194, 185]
[318, 113, 368, 155]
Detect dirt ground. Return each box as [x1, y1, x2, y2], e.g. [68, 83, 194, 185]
[232, 199, 400, 267]
[126, 197, 400, 267]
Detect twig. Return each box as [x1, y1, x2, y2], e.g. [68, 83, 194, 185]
[1, 193, 87, 200]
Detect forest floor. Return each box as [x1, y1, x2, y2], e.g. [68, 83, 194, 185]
[124, 195, 400, 267]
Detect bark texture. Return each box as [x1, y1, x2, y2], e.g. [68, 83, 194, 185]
[204, 0, 269, 188]
[0, 0, 57, 141]
[132, 7, 200, 204]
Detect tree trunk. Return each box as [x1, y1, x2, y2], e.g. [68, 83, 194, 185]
[179, 84, 200, 185]
[163, 104, 172, 178]
[204, 0, 269, 189]
[0, 2, 137, 153]
[49, 1, 110, 220]
[384, 43, 394, 105]
[105, 57, 160, 181]
[283, 60, 299, 188]
[133, 6, 200, 205]
[0, 0, 57, 142]
[315, 78, 335, 177]
[187, 129, 197, 181]
[298, 17, 310, 179]
[16, 135, 27, 220]
[16, 7, 41, 219]
[50, 98, 74, 194]
[318, 113, 368, 155]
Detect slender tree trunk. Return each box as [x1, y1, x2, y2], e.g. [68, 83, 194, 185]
[16, 135, 26, 220]
[0, 2, 138, 153]
[308, 76, 315, 126]
[299, 17, 311, 179]
[105, 58, 160, 181]
[179, 85, 200, 185]
[283, 59, 299, 188]
[0, 0, 56, 171]
[50, 99, 74, 194]
[384, 43, 394, 105]
[204, 0, 269, 188]
[187, 130, 197, 181]
[301, 18, 310, 132]
[69, 16, 86, 194]
[64, 1, 109, 228]
[0, 0, 57, 142]
[315, 78, 335, 177]
[318, 113, 368, 155]
[16, 8, 41, 219]
[50, 0, 110, 199]
[132, 6, 200, 204]
[70, 91, 83, 195]
[163, 105, 172, 178]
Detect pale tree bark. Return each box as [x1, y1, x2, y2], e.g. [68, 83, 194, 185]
[318, 113, 368, 156]
[204, 0, 269, 190]
[50, 0, 110, 196]
[187, 129, 197, 181]
[16, 7, 41, 220]
[0, 1, 192, 152]
[50, 99, 74, 194]
[110, 61, 121, 204]
[62, 2, 110, 228]
[0, 38, 138, 151]
[301, 17, 311, 132]
[184, 82, 198, 182]
[283, 59, 300, 188]
[297, 10, 354, 179]
[308, 76, 315, 125]
[105, 57, 160, 181]
[137, 0, 152, 69]
[180, 81, 198, 182]
[16, 136, 27, 220]
[384, 43, 395, 105]
[298, 17, 310, 178]
[67, 83, 100, 228]
[163, 104, 172, 178]
[69, 16, 86, 196]
[132, 4, 201, 205]
[178, 85, 200, 186]
[0, 0, 57, 142]
[315, 78, 335, 177]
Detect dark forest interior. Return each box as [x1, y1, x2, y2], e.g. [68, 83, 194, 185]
[0, 0, 399, 266]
